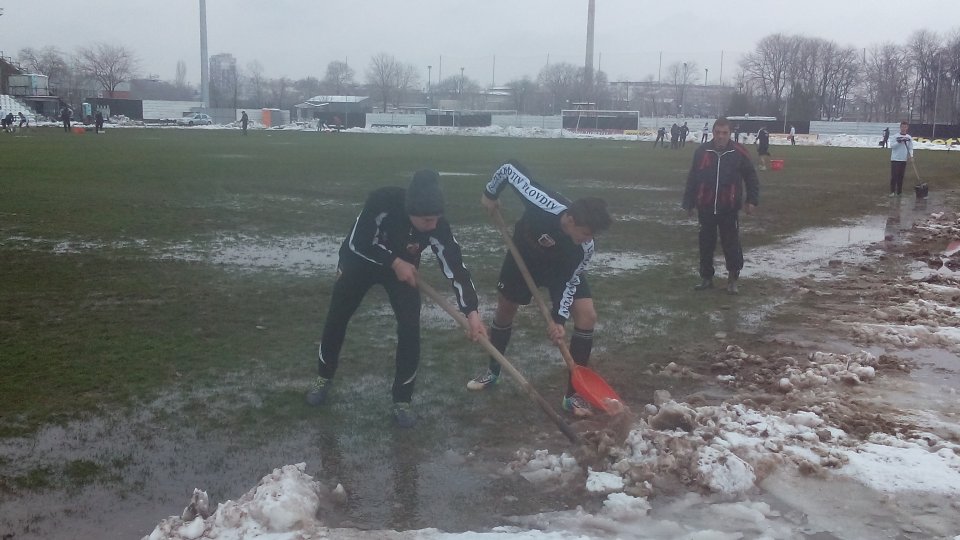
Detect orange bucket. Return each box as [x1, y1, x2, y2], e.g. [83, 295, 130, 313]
[770, 159, 784, 170]
[71, 126, 85, 134]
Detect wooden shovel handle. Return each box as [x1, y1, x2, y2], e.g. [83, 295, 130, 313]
[490, 209, 578, 372]
[418, 281, 580, 444]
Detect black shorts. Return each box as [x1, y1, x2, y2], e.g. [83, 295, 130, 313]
[496, 252, 591, 306]
[758, 145, 770, 156]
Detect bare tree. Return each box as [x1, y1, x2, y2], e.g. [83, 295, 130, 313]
[367, 53, 400, 112]
[175, 60, 188, 90]
[506, 77, 537, 113]
[247, 60, 266, 108]
[323, 61, 355, 95]
[863, 43, 910, 121]
[537, 62, 580, 114]
[293, 77, 322, 102]
[271, 76, 291, 109]
[393, 63, 420, 108]
[667, 61, 699, 115]
[741, 33, 800, 115]
[18, 46, 71, 82]
[210, 53, 239, 109]
[76, 43, 139, 97]
[906, 30, 943, 123]
[946, 30, 960, 123]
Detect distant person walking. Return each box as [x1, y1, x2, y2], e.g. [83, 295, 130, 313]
[881, 127, 890, 149]
[789, 124, 796, 145]
[755, 127, 771, 170]
[701, 122, 709, 143]
[240, 111, 249, 135]
[94, 111, 104, 133]
[680, 122, 690, 147]
[18, 111, 27, 130]
[682, 117, 759, 295]
[889, 121, 914, 197]
[61, 106, 72, 133]
[670, 123, 680, 149]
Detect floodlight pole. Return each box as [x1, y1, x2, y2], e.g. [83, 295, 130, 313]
[199, 0, 209, 109]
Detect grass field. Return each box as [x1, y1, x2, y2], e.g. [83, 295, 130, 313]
[1, 126, 958, 532]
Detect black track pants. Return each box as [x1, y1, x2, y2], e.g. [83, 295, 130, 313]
[890, 161, 907, 195]
[697, 211, 743, 279]
[318, 264, 421, 403]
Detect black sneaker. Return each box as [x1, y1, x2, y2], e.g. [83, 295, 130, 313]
[466, 370, 499, 391]
[694, 278, 713, 291]
[305, 376, 332, 406]
[392, 402, 417, 428]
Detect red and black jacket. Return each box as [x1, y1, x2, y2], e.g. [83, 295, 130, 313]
[682, 141, 759, 214]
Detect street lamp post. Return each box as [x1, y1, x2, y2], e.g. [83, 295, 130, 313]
[681, 62, 688, 116]
[705, 68, 708, 86]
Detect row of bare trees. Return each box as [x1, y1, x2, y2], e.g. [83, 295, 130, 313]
[17, 27, 960, 123]
[739, 30, 960, 123]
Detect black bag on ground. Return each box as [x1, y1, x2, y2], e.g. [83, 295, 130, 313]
[914, 183, 929, 199]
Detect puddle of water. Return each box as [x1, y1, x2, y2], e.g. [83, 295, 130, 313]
[750, 216, 887, 280]
[204, 235, 342, 275]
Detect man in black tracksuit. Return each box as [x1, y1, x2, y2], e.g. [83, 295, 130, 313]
[467, 161, 612, 417]
[682, 117, 759, 295]
[306, 170, 486, 428]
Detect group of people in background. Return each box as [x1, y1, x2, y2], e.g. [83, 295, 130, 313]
[654, 122, 693, 148]
[0, 111, 28, 133]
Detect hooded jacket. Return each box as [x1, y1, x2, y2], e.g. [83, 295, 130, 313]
[682, 140, 760, 214]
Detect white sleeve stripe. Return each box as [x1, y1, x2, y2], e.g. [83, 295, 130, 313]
[429, 236, 469, 308]
[490, 164, 567, 215]
[347, 211, 388, 265]
[557, 240, 594, 319]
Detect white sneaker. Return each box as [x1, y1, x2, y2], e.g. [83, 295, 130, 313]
[466, 370, 499, 391]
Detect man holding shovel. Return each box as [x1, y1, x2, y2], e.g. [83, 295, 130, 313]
[467, 161, 612, 417]
[306, 170, 487, 428]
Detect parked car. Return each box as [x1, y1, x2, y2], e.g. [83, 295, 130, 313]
[177, 113, 213, 126]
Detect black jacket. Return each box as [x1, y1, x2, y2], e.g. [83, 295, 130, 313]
[683, 140, 759, 214]
[485, 163, 593, 323]
[338, 186, 479, 313]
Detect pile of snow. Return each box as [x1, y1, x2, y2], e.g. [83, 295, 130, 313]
[144, 463, 345, 540]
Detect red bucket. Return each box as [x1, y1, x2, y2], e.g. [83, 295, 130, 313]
[770, 159, 784, 171]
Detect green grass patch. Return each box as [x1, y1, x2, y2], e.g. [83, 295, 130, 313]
[2, 127, 958, 437]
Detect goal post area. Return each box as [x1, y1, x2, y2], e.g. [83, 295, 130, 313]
[560, 109, 641, 136]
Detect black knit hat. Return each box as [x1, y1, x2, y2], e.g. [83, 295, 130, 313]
[405, 170, 444, 216]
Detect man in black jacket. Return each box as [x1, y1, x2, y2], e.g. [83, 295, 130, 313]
[467, 162, 612, 418]
[306, 170, 487, 428]
[682, 117, 759, 295]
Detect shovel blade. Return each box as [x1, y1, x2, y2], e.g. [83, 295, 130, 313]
[571, 366, 624, 414]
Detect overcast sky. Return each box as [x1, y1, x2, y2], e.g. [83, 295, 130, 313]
[2, 0, 958, 88]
